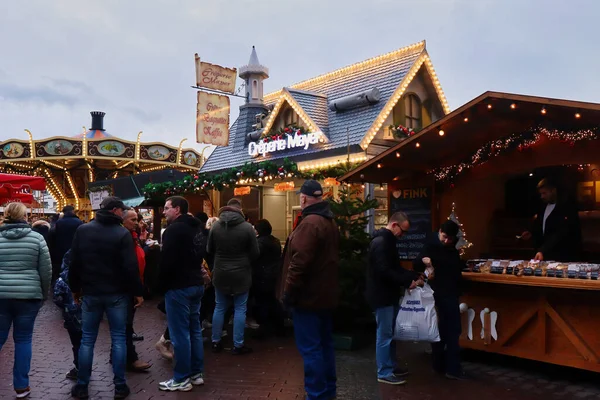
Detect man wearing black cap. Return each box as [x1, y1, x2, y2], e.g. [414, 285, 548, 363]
[69, 197, 144, 399]
[414, 220, 465, 380]
[279, 180, 340, 400]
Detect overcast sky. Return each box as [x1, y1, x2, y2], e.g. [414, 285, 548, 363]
[1, 0, 598, 156]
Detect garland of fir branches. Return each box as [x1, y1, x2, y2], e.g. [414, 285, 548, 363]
[143, 158, 359, 200]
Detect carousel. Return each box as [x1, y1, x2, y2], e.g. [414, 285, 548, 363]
[0, 111, 205, 220]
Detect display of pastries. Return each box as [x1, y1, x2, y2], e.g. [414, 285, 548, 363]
[465, 260, 600, 280]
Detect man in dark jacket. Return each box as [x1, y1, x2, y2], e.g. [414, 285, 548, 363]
[158, 196, 209, 392]
[50, 206, 83, 282]
[253, 219, 283, 334]
[366, 211, 423, 385]
[207, 198, 259, 355]
[279, 180, 340, 400]
[413, 220, 465, 380]
[521, 177, 582, 262]
[69, 197, 144, 400]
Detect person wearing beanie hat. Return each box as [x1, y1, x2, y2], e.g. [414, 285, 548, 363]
[207, 198, 259, 355]
[413, 219, 466, 381]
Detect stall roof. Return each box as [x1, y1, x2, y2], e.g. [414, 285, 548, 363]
[339, 91, 600, 183]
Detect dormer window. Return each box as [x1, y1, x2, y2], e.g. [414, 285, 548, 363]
[404, 93, 421, 130]
[283, 108, 298, 126]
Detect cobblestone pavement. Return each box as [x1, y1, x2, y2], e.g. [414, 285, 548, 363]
[1, 300, 600, 399]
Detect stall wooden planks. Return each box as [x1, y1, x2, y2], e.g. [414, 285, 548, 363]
[460, 274, 600, 372]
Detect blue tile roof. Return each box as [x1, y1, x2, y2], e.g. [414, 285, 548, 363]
[202, 42, 425, 173]
[287, 89, 329, 136]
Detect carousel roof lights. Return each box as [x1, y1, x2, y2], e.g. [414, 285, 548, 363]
[575, 112, 582, 119]
[43, 160, 65, 170]
[65, 171, 80, 209]
[135, 131, 143, 161]
[510, 103, 517, 109]
[24, 129, 35, 160]
[438, 129, 445, 136]
[541, 107, 547, 115]
[396, 152, 401, 158]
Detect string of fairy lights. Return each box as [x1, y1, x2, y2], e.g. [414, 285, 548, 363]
[429, 126, 600, 183]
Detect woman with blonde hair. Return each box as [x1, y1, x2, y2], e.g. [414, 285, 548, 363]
[0, 202, 52, 398]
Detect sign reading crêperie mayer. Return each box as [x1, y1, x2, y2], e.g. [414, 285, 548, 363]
[248, 132, 319, 157]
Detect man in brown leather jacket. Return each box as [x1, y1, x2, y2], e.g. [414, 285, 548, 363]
[279, 180, 340, 400]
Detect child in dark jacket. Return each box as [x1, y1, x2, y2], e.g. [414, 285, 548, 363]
[52, 250, 82, 380]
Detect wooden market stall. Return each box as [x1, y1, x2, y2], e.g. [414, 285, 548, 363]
[340, 91, 600, 372]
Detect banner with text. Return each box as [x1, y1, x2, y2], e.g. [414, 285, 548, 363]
[389, 187, 432, 260]
[195, 54, 237, 94]
[196, 91, 230, 146]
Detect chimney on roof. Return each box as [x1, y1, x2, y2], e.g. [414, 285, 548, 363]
[90, 111, 106, 131]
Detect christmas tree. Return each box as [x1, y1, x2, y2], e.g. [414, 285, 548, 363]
[448, 202, 473, 255]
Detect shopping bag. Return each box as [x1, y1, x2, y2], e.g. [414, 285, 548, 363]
[393, 283, 440, 342]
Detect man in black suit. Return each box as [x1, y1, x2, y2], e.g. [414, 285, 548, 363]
[521, 178, 582, 261]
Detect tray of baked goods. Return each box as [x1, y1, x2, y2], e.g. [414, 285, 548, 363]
[464, 259, 600, 280]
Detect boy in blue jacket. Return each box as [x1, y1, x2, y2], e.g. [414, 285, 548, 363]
[53, 250, 82, 380]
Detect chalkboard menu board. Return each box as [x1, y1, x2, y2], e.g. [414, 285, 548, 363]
[389, 187, 432, 260]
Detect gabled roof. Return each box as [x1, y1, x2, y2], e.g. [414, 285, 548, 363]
[202, 40, 448, 173]
[260, 88, 329, 140]
[287, 89, 329, 136]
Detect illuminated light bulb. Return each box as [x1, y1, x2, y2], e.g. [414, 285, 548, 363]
[487, 104, 493, 110]
[541, 107, 547, 115]
[377, 163, 383, 169]
[438, 129, 445, 136]
[510, 103, 516, 109]
[529, 173, 534, 177]
[415, 142, 421, 148]
[575, 112, 581, 119]
[396, 152, 401, 158]
[463, 117, 469, 122]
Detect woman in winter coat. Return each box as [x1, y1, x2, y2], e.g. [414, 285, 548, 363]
[207, 199, 259, 354]
[31, 220, 51, 243]
[0, 202, 52, 399]
[252, 219, 283, 333]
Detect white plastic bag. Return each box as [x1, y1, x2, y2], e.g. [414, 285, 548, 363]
[393, 283, 440, 342]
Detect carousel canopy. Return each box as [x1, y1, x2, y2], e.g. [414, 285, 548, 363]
[0, 111, 202, 211]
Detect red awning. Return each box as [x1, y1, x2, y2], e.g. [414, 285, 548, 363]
[0, 173, 46, 190]
[0, 173, 46, 206]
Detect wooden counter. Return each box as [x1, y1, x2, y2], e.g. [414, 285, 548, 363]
[463, 272, 600, 291]
[459, 273, 600, 373]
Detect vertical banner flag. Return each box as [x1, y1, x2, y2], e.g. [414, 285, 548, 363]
[195, 54, 237, 94]
[196, 91, 230, 146]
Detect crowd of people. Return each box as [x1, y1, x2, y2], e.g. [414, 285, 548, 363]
[0, 178, 470, 400]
